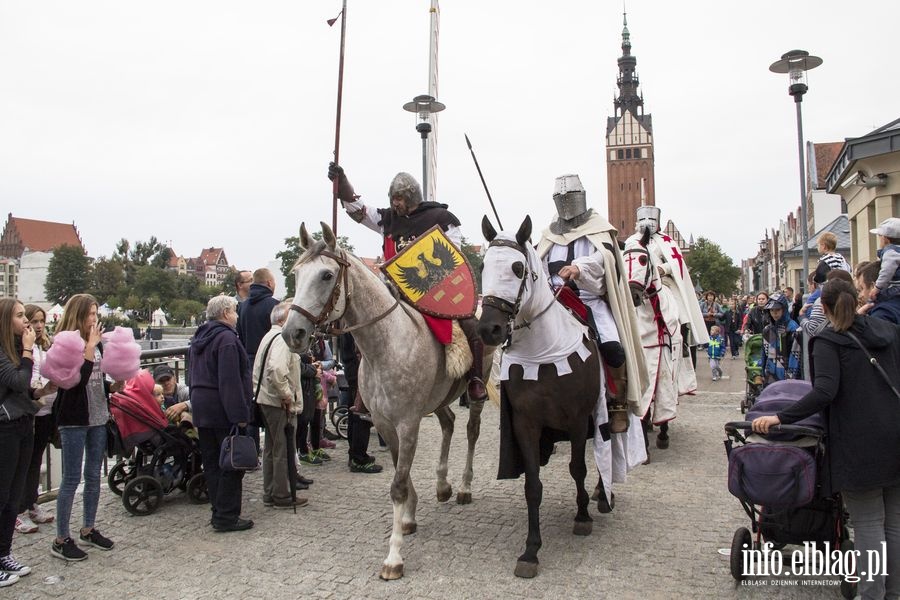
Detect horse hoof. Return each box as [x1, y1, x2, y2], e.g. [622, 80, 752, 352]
[402, 522, 417, 535]
[597, 492, 615, 514]
[573, 520, 593, 536]
[380, 563, 404, 580]
[436, 487, 452, 503]
[514, 560, 539, 578]
[656, 436, 669, 449]
[590, 487, 600, 501]
[456, 492, 472, 505]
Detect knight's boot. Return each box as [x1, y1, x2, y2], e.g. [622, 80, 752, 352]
[606, 365, 629, 434]
[466, 338, 488, 402]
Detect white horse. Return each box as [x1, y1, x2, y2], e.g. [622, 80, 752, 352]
[281, 222, 495, 580]
[622, 228, 685, 450]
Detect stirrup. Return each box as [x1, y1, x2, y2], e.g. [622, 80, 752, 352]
[607, 404, 629, 433]
[467, 377, 488, 401]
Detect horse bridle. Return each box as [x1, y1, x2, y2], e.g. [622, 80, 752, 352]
[289, 249, 399, 335]
[622, 245, 657, 298]
[482, 239, 555, 346]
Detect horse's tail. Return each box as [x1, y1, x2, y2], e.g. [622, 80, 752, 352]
[486, 368, 500, 406]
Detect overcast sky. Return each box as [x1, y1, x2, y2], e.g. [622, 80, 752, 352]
[2, 1, 898, 273]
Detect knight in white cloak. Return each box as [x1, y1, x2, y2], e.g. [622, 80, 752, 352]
[536, 174, 650, 510]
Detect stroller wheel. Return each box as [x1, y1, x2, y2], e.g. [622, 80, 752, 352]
[839, 540, 858, 599]
[107, 461, 130, 497]
[730, 527, 751, 581]
[331, 406, 349, 429]
[336, 412, 349, 440]
[186, 473, 209, 505]
[122, 475, 163, 516]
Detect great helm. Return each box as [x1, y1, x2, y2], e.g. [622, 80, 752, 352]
[388, 172, 423, 211]
[552, 174, 588, 221]
[636, 205, 661, 235]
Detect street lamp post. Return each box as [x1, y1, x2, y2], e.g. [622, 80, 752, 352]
[402, 94, 445, 202]
[769, 49, 822, 295]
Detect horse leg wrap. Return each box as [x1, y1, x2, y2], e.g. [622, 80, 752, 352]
[606, 364, 629, 433]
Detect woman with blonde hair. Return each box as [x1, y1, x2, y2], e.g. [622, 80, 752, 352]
[15, 305, 58, 534]
[0, 298, 40, 587]
[50, 294, 118, 562]
[753, 279, 900, 599]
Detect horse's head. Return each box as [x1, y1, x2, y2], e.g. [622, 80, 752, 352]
[477, 215, 535, 346]
[622, 226, 658, 300]
[282, 221, 350, 353]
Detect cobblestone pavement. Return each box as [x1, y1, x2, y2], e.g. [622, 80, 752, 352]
[11, 354, 849, 599]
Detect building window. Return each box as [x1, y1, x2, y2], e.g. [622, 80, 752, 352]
[617, 149, 624, 160]
[625, 149, 632, 159]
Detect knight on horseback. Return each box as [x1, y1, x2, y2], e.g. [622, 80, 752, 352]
[328, 163, 488, 402]
[535, 174, 649, 509]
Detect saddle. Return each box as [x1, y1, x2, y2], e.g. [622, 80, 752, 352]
[552, 285, 596, 339]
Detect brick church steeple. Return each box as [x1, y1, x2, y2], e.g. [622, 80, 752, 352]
[606, 12, 655, 241]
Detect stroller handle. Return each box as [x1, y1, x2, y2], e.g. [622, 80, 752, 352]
[724, 421, 824, 438]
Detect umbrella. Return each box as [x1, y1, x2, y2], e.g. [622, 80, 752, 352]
[284, 407, 299, 514]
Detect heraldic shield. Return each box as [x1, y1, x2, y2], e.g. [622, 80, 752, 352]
[381, 225, 477, 319]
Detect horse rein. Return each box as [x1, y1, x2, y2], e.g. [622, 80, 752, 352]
[482, 239, 555, 346]
[289, 249, 399, 336]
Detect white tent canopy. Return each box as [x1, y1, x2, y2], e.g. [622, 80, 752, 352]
[151, 308, 168, 327]
[47, 303, 64, 323]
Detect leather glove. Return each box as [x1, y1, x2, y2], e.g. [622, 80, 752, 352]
[629, 282, 643, 308]
[328, 162, 356, 202]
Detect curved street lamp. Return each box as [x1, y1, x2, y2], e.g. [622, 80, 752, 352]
[769, 50, 823, 294]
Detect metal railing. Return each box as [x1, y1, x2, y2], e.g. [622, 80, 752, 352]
[37, 344, 191, 501]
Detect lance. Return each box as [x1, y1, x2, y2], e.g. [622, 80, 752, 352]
[328, 1, 348, 235]
[464, 133, 503, 231]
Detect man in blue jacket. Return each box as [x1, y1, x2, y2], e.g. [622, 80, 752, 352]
[189, 295, 254, 532]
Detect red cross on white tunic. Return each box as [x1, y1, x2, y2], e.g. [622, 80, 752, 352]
[625, 251, 637, 278]
[669, 244, 685, 278]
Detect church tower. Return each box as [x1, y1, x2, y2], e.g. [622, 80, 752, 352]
[606, 13, 655, 241]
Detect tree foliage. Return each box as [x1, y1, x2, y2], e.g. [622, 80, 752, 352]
[459, 237, 484, 293]
[45, 245, 92, 304]
[684, 237, 742, 296]
[277, 232, 355, 298]
[90, 257, 125, 304]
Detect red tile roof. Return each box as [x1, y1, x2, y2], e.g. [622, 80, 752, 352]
[814, 142, 843, 189]
[0, 214, 84, 258]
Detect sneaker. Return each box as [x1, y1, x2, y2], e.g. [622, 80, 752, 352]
[349, 459, 384, 474]
[273, 497, 308, 509]
[0, 572, 19, 588]
[313, 448, 331, 462]
[28, 504, 55, 524]
[51, 538, 88, 562]
[298, 452, 323, 466]
[14, 514, 38, 534]
[79, 529, 114, 550]
[212, 518, 254, 532]
[0, 555, 31, 576]
[262, 497, 274, 507]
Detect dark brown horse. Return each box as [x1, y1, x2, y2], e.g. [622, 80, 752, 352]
[477, 216, 600, 578]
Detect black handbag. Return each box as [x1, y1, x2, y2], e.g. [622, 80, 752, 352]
[219, 425, 257, 471]
[844, 330, 900, 401]
[105, 418, 125, 458]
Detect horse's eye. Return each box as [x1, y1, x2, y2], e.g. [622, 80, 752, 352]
[512, 261, 525, 278]
[322, 272, 334, 281]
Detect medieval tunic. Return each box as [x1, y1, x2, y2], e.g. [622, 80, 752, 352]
[536, 212, 649, 502]
[342, 198, 462, 344]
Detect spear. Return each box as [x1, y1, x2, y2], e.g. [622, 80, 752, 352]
[464, 134, 503, 231]
[328, 1, 348, 235]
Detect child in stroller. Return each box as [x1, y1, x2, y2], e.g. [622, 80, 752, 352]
[725, 380, 856, 597]
[108, 370, 206, 516]
[742, 333, 764, 413]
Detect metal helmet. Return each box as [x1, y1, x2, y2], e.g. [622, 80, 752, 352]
[388, 172, 423, 211]
[635, 205, 661, 235]
[552, 174, 588, 221]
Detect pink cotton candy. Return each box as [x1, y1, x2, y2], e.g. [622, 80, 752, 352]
[41, 331, 86, 389]
[100, 327, 142, 382]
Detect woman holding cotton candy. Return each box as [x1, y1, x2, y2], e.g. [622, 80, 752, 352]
[43, 294, 126, 562]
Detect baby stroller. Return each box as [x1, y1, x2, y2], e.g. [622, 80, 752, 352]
[724, 380, 855, 598]
[741, 333, 764, 413]
[108, 392, 207, 516]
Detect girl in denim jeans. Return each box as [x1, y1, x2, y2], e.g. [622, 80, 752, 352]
[50, 294, 120, 562]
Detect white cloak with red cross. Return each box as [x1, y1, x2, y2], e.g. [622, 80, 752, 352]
[647, 233, 710, 347]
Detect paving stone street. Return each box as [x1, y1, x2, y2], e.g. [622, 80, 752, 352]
[10, 354, 848, 599]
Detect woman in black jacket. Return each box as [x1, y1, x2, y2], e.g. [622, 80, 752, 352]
[742, 291, 770, 335]
[753, 280, 900, 600]
[0, 299, 40, 587]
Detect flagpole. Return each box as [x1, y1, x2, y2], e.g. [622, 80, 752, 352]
[331, 0, 348, 235]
